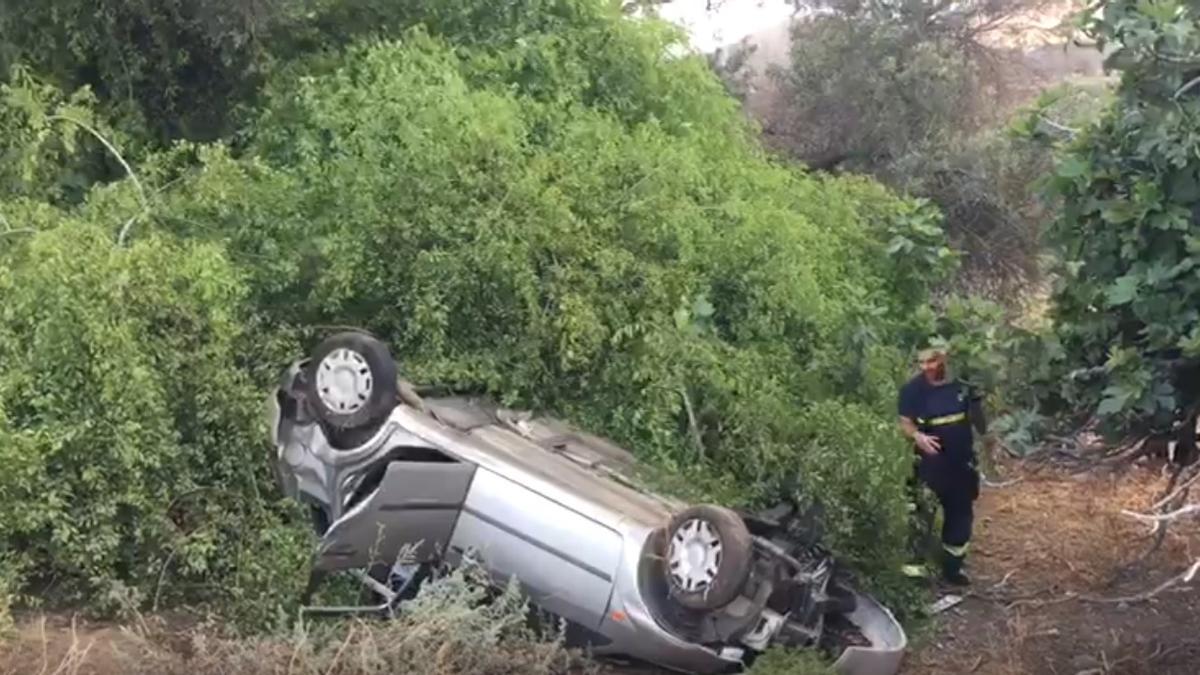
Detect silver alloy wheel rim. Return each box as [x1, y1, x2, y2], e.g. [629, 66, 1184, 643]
[667, 518, 723, 593]
[316, 348, 373, 414]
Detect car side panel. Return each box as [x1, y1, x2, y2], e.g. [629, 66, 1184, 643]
[447, 468, 622, 629]
[314, 461, 476, 571]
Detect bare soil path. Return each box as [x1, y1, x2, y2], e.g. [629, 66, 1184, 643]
[901, 459, 1200, 675]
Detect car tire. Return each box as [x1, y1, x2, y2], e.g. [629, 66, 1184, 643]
[302, 330, 399, 431]
[663, 504, 754, 611]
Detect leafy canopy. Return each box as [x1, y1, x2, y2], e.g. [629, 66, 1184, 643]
[1038, 0, 1200, 438]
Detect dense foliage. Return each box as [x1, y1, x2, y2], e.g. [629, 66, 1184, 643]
[758, 0, 1075, 293]
[1036, 0, 1200, 454]
[0, 0, 963, 632]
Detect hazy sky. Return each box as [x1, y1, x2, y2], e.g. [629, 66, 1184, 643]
[652, 0, 797, 53]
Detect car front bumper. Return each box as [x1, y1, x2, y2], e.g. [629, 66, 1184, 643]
[831, 591, 908, 675]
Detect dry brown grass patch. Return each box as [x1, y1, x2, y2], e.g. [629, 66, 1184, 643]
[0, 565, 599, 675]
[976, 462, 1197, 591]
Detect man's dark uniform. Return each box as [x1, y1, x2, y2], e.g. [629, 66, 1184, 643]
[898, 373, 983, 582]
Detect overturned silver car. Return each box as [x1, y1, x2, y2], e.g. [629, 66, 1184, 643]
[266, 330, 907, 674]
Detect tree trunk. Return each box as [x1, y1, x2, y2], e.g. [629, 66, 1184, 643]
[1173, 410, 1198, 467]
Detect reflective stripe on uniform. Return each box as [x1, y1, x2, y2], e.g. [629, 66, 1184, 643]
[927, 412, 967, 426]
[943, 542, 969, 557]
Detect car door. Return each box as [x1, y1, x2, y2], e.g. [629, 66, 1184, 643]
[446, 467, 624, 629]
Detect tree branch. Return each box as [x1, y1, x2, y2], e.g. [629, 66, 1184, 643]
[678, 388, 706, 460]
[1102, 436, 1149, 464]
[1039, 114, 1079, 137]
[1124, 462, 1195, 571]
[1083, 559, 1200, 605]
[1175, 75, 1200, 100]
[47, 113, 149, 246]
[980, 560, 1200, 609]
[1150, 465, 1200, 511]
[1122, 502, 1200, 533]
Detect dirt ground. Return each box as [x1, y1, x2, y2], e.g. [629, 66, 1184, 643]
[2, 459, 1198, 675]
[900, 458, 1200, 675]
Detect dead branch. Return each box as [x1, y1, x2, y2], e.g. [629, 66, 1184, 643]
[1003, 591, 1078, 611]
[1081, 559, 1200, 605]
[990, 569, 1018, 590]
[1101, 436, 1149, 464]
[995, 438, 1023, 458]
[1121, 502, 1200, 533]
[979, 468, 1023, 488]
[1129, 460, 1194, 568]
[1150, 638, 1200, 664]
[996, 559, 1200, 610]
[1150, 464, 1200, 511]
[677, 388, 705, 460]
[151, 548, 178, 613]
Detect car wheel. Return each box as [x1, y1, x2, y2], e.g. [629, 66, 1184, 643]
[664, 504, 754, 611]
[302, 330, 399, 431]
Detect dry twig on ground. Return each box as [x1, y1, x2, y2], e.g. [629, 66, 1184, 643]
[1121, 502, 1200, 533]
[1101, 436, 1150, 464]
[1081, 559, 1200, 605]
[1149, 464, 1200, 511]
[979, 559, 1200, 610]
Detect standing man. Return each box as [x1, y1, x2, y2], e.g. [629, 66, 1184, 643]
[898, 346, 985, 586]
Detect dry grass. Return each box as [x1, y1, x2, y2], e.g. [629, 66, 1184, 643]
[978, 463, 1198, 590]
[0, 565, 598, 675]
[902, 459, 1200, 675]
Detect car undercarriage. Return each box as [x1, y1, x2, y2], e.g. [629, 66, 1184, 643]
[267, 330, 908, 674]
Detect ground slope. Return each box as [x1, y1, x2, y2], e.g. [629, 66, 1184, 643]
[901, 459, 1200, 675]
[2, 461, 1197, 675]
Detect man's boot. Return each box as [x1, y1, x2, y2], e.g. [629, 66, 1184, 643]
[941, 547, 970, 586]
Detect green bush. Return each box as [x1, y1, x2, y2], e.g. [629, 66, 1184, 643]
[0, 0, 954, 624]
[0, 212, 311, 621]
[1030, 1, 1200, 442]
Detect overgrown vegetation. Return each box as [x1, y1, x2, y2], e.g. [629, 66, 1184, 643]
[1029, 0, 1200, 457]
[6, 0, 1194, 670]
[0, 0, 956, 637]
[755, 0, 1098, 295]
[0, 562, 597, 675]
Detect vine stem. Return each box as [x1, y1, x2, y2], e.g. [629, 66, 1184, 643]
[1176, 75, 1200, 100]
[47, 113, 149, 245]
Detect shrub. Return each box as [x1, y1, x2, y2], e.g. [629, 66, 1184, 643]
[1030, 0, 1200, 448]
[0, 562, 597, 675]
[0, 213, 311, 621]
[202, 30, 944, 583]
[0, 0, 954, 623]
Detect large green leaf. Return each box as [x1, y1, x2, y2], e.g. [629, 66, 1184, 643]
[1044, 0, 1200, 431]
[1104, 274, 1141, 306]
